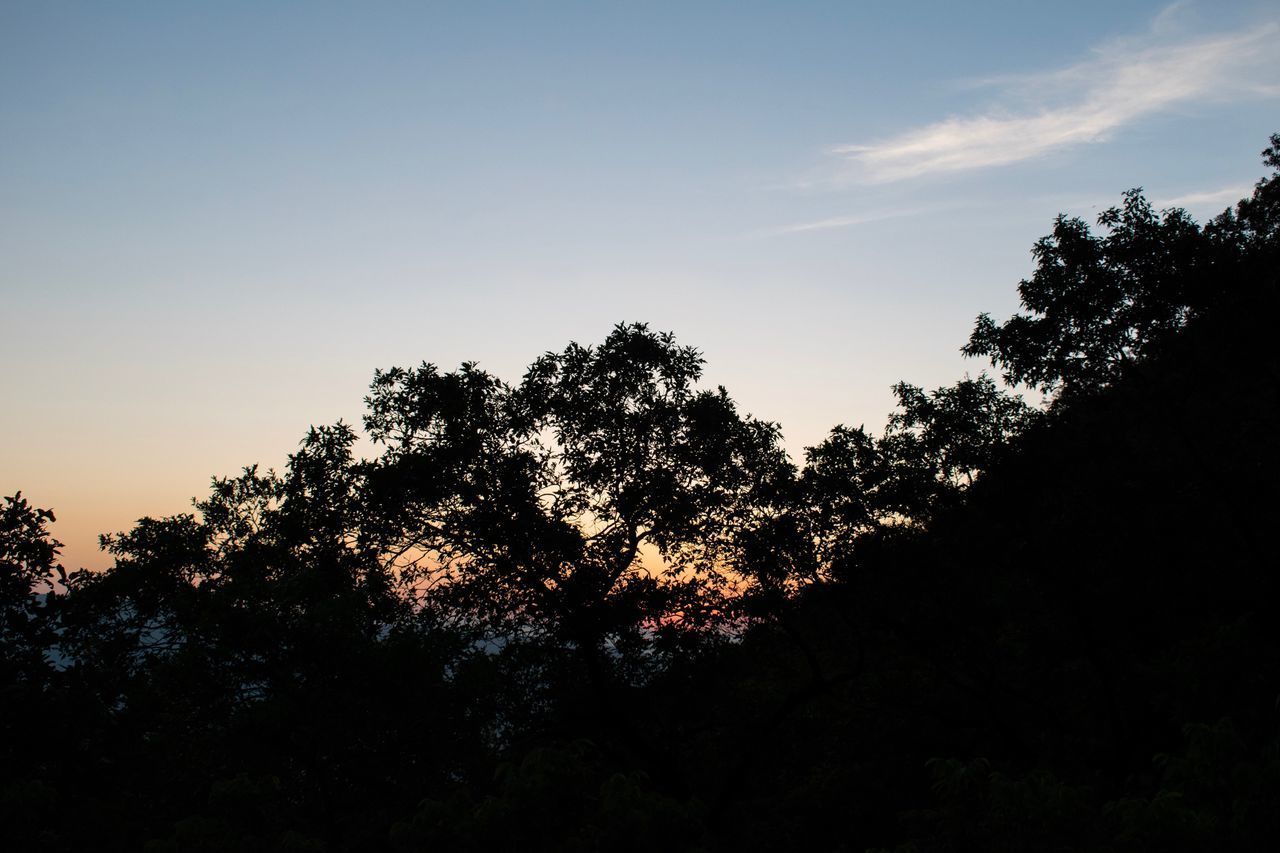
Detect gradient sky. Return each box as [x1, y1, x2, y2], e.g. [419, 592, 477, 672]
[3, 0, 1278, 570]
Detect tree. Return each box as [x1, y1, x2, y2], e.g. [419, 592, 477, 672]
[878, 375, 1038, 503]
[1, 495, 71, 852]
[0, 493, 64, 683]
[797, 375, 1036, 572]
[964, 135, 1280, 403]
[49, 425, 479, 850]
[1205, 132, 1280, 281]
[361, 323, 794, 660]
[60, 423, 393, 677]
[962, 192, 1209, 400]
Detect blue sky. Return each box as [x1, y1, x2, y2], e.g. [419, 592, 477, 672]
[2, 0, 1278, 569]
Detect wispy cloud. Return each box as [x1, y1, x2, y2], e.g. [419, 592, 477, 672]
[1154, 183, 1253, 211]
[764, 207, 928, 236]
[830, 7, 1280, 184]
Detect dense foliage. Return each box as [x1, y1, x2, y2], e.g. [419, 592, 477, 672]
[4, 136, 1278, 851]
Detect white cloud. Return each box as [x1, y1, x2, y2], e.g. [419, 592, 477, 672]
[1154, 183, 1253, 211]
[766, 207, 926, 235]
[830, 8, 1280, 184]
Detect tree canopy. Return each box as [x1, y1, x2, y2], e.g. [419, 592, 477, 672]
[361, 324, 793, 648]
[964, 132, 1280, 402]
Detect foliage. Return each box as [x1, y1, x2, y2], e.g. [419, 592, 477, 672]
[0, 492, 64, 680]
[6, 135, 1280, 852]
[797, 375, 1034, 573]
[361, 323, 793, 651]
[964, 132, 1279, 402]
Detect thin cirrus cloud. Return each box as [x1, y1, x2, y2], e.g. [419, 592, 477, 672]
[829, 12, 1280, 184]
[1154, 183, 1254, 212]
[763, 207, 931, 236]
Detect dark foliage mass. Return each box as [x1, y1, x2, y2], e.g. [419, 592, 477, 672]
[4, 136, 1279, 852]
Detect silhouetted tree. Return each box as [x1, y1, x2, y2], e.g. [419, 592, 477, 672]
[362, 323, 793, 664]
[963, 192, 1210, 399]
[1, 494, 67, 853]
[965, 134, 1280, 403]
[796, 375, 1035, 574]
[1206, 133, 1280, 271]
[0, 493, 63, 682]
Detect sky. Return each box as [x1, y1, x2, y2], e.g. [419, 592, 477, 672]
[3, 0, 1278, 570]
